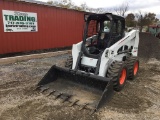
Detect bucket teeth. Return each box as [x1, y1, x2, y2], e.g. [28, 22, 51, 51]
[62, 95, 72, 103]
[34, 85, 43, 91]
[40, 87, 49, 93]
[47, 90, 56, 96]
[79, 103, 89, 110]
[90, 108, 97, 115]
[55, 93, 63, 100]
[69, 99, 79, 107]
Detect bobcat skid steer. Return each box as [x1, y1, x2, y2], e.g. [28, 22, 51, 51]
[36, 13, 139, 112]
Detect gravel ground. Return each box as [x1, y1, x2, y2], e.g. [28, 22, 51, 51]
[0, 54, 99, 120]
[0, 54, 160, 120]
[0, 33, 160, 120]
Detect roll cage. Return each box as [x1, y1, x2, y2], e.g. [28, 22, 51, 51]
[82, 13, 125, 59]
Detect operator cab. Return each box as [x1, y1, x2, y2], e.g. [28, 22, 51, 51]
[82, 13, 125, 59]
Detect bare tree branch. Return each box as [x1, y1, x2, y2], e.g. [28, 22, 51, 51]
[114, 2, 129, 16]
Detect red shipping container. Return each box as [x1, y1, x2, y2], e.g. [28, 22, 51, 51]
[0, 0, 85, 54]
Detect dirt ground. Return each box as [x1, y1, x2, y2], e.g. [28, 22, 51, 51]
[0, 54, 160, 120]
[0, 33, 160, 120]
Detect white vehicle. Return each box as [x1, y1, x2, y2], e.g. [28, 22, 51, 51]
[36, 13, 139, 112]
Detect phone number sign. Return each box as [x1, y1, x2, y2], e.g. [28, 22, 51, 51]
[2, 10, 38, 32]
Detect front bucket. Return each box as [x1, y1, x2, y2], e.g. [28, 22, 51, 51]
[37, 65, 114, 111]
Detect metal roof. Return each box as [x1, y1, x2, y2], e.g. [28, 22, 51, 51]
[19, 0, 50, 5]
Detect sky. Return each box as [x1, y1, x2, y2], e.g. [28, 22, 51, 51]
[38, 0, 160, 19]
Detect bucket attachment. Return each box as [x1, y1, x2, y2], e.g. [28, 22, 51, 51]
[36, 65, 114, 112]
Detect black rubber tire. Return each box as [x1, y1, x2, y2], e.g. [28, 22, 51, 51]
[156, 33, 160, 39]
[125, 56, 139, 80]
[65, 55, 73, 69]
[106, 61, 128, 92]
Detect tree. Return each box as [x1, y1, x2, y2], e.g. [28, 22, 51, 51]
[47, 0, 53, 4]
[47, 0, 74, 9]
[80, 2, 88, 11]
[136, 12, 159, 32]
[144, 13, 159, 24]
[114, 2, 129, 16]
[125, 13, 136, 27]
[47, 0, 59, 5]
[96, 8, 105, 13]
[46, 0, 110, 13]
[58, 0, 73, 8]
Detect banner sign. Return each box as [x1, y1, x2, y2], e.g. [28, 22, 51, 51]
[2, 10, 38, 32]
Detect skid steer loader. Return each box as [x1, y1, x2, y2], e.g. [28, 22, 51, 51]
[36, 13, 139, 112]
